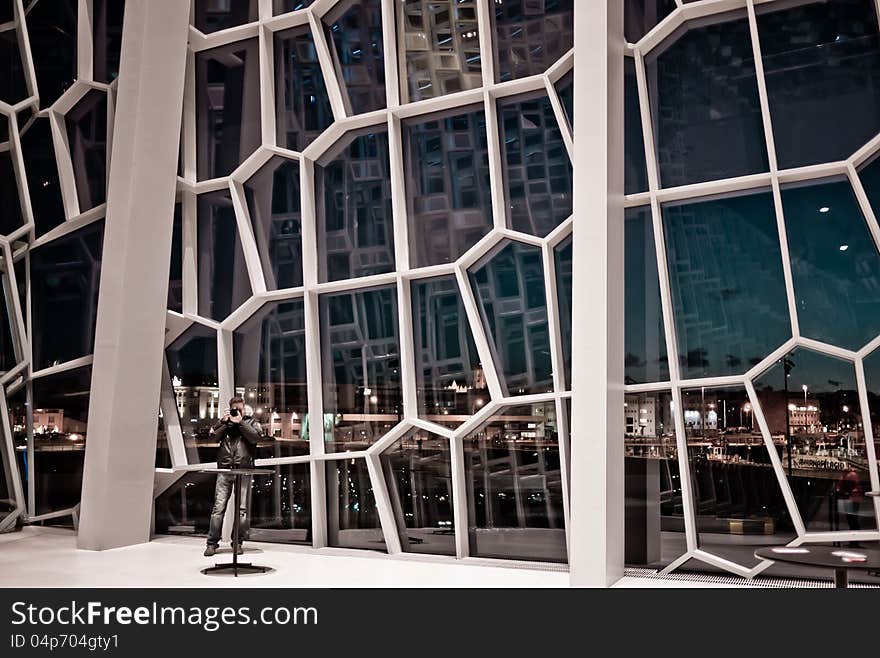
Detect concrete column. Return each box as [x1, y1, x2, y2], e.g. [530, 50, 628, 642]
[568, 0, 626, 586]
[78, 0, 192, 550]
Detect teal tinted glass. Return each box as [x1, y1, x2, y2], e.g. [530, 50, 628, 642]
[554, 236, 572, 389]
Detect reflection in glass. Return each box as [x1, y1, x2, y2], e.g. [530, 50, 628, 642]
[492, 0, 573, 82]
[31, 220, 104, 370]
[555, 69, 573, 131]
[7, 387, 26, 512]
[326, 458, 385, 551]
[243, 156, 303, 290]
[20, 117, 65, 237]
[469, 240, 552, 396]
[859, 153, 880, 220]
[249, 462, 311, 545]
[65, 89, 108, 212]
[625, 207, 668, 384]
[273, 0, 315, 14]
[0, 25, 27, 104]
[625, 58, 648, 194]
[858, 345, 880, 479]
[234, 299, 309, 459]
[646, 12, 768, 188]
[381, 429, 455, 555]
[193, 0, 258, 34]
[754, 348, 876, 533]
[782, 178, 880, 351]
[0, 271, 18, 372]
[324, 0, 386, 115]
[315, 127, 395, 282]
[274, 24, 334, 152]
[625, 0, 677, 44]
[757, 0, 880, 169]
[196, 39, 261, 180]
[682, 385, 795, 567]
[32, 366, 92, 515]
[464, 402, 566, 562]
[554, 236, 572, 389]
[411, 276, 485, 428]
[168, 203, 183, 313]
[498, 92, 572, 236]
[663, 190, 789, 379]
[320, 286, 401, 452]
[196, 190, 253, 321]
[26, 0, 77, 108]
[154, 470, 216, 536]
[397, 0, 482, 103]
[624, 391, 685, 568]
[403, 105, 492, 267]
[0, 116, 23, 235]
[92, 0, 125, 83]
[156, 403, 171, 469]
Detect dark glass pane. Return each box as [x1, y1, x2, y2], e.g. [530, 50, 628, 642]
[646, 12, 768, 188]
[0, 2, 11, 22]
[411, 275, 485, 428]
[249, 462, 311, 544]
[554, 235, 572, 389]
[555, 69, 573, 131]
[403, 105, 492, 267]
[464, 402, 566, 562]
[8, 387, 26, 513]
[273, 0, 315, 15]
[469, 240, 553, 396]
[754, 348, 876, 533]
[498, 92, 572, 236]
[380, 429, 455, 555]
[65, 89, 108, 211]
[326, 458, 386, 551]
[244, 156, 303, 290]
[20, 118, 65, 238]
[31, 220, 104, 370]
[682, 385, 796, 567]
[32, 366, 91, 515]
[316, 127, 395, 282]
[233, 299, 309, 459]
[193, 0, 258, 34]
[0, 271, 18, 371]
[168, 203, 183, 313]
[757, 0, 880, 169]
[26, 0, 77, 108]
[156, 402, 171, 468]
[196, 39, 261, 180]
[625, 58, 648, 195]
[625, 391, 686, 569]
[492, 0, 573, 82]
[324, 0, 386, 115]
[398, 0, 482, 103]
[154, 471, 216, 536]
[781, 178, 880, 351]
[663, 190, 790, 379]
[859, 345, 880, 478]
[625, 206, 668, 384]
[320, 286, 401, 452]
[274, 24, 334, 152]
[13, 258, 25, 330]
[0, 25, 27, 104]
[166, 323, 220, 465]
[93, 0, 125, 83]
[196, 189, 252, 321]
[625, 0, 677, 43]
[0, 116, 23, 235]
[859, 153, 880, 218]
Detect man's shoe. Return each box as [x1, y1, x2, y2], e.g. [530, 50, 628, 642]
[204, 545, 217, 557]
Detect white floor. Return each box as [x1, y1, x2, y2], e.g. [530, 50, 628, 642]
[0, 527, 750, 588]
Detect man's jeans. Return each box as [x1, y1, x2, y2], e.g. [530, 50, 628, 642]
[206, 473, 252, 548]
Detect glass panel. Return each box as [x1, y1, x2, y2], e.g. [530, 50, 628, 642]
[243, 156, 303, 290]
[65, 89, 108, 212]
[624, 58, 648, 195]
[320, 286, 401, 452]
[273, 0, 315, 15]
[554, 235, 572, 389]
[411, 275, 485, 429]
[646, 11, 768, 188]
[0, 25, 27, 104]
[682, 385, 796, 568]
[555, 69, 573, 131]
[757, 0, 880, 169]
[156, 404, 171, 469]
[662, 190, 790, 379]
[154, 471, 216, 537]
[625, 206, 668, 384]
[0, 116, 23, 235]
[315, 127, 395, 282]
[464, 401, 566, 562]
[7, 387, 26, 513]
[492, 0, 573, 82]
[249, 462, 311, 545]
[859, 153, 880, 218]
[625, 0, 677, 44]
[782, 177, 880, 351]
[26, 0, 77, 108]
[31, 220, 104, 370]
[469, 240, 553, 396]
[753, 348, 876, 533]
[498, 92, 572, 237]
[398, 0, 482, 103]
[233, 299, 309, 459]
[92, 0, 125, 83]
[193, 0, 258, 34]
[274, 24, 334, 152]
[0, 273, 18, 372]
[20, 117, 65, 237]
[32, 366, 91, 515]
[380, 429, 455, 555]
[196, 189, 253, 321]
[166, 323, 220, 465]
[323, 0, 386, 115]
[326, 458, 386, 551]
[403, 105, 492, 267]
[195, 39, 261, 181]
[859, 345, 880, 478]
[168, 203, 183, 313]
[624, 391, 686, 569]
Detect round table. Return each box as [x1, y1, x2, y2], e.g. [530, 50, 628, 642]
[755, 546, 880, 588]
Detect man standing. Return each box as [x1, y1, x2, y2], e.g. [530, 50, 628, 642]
[204, 396, 262, 557]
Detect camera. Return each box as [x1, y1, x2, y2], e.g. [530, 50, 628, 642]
[229, 408, 240, 418]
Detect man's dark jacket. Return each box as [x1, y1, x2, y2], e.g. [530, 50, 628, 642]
[212, 416, 262, 468]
